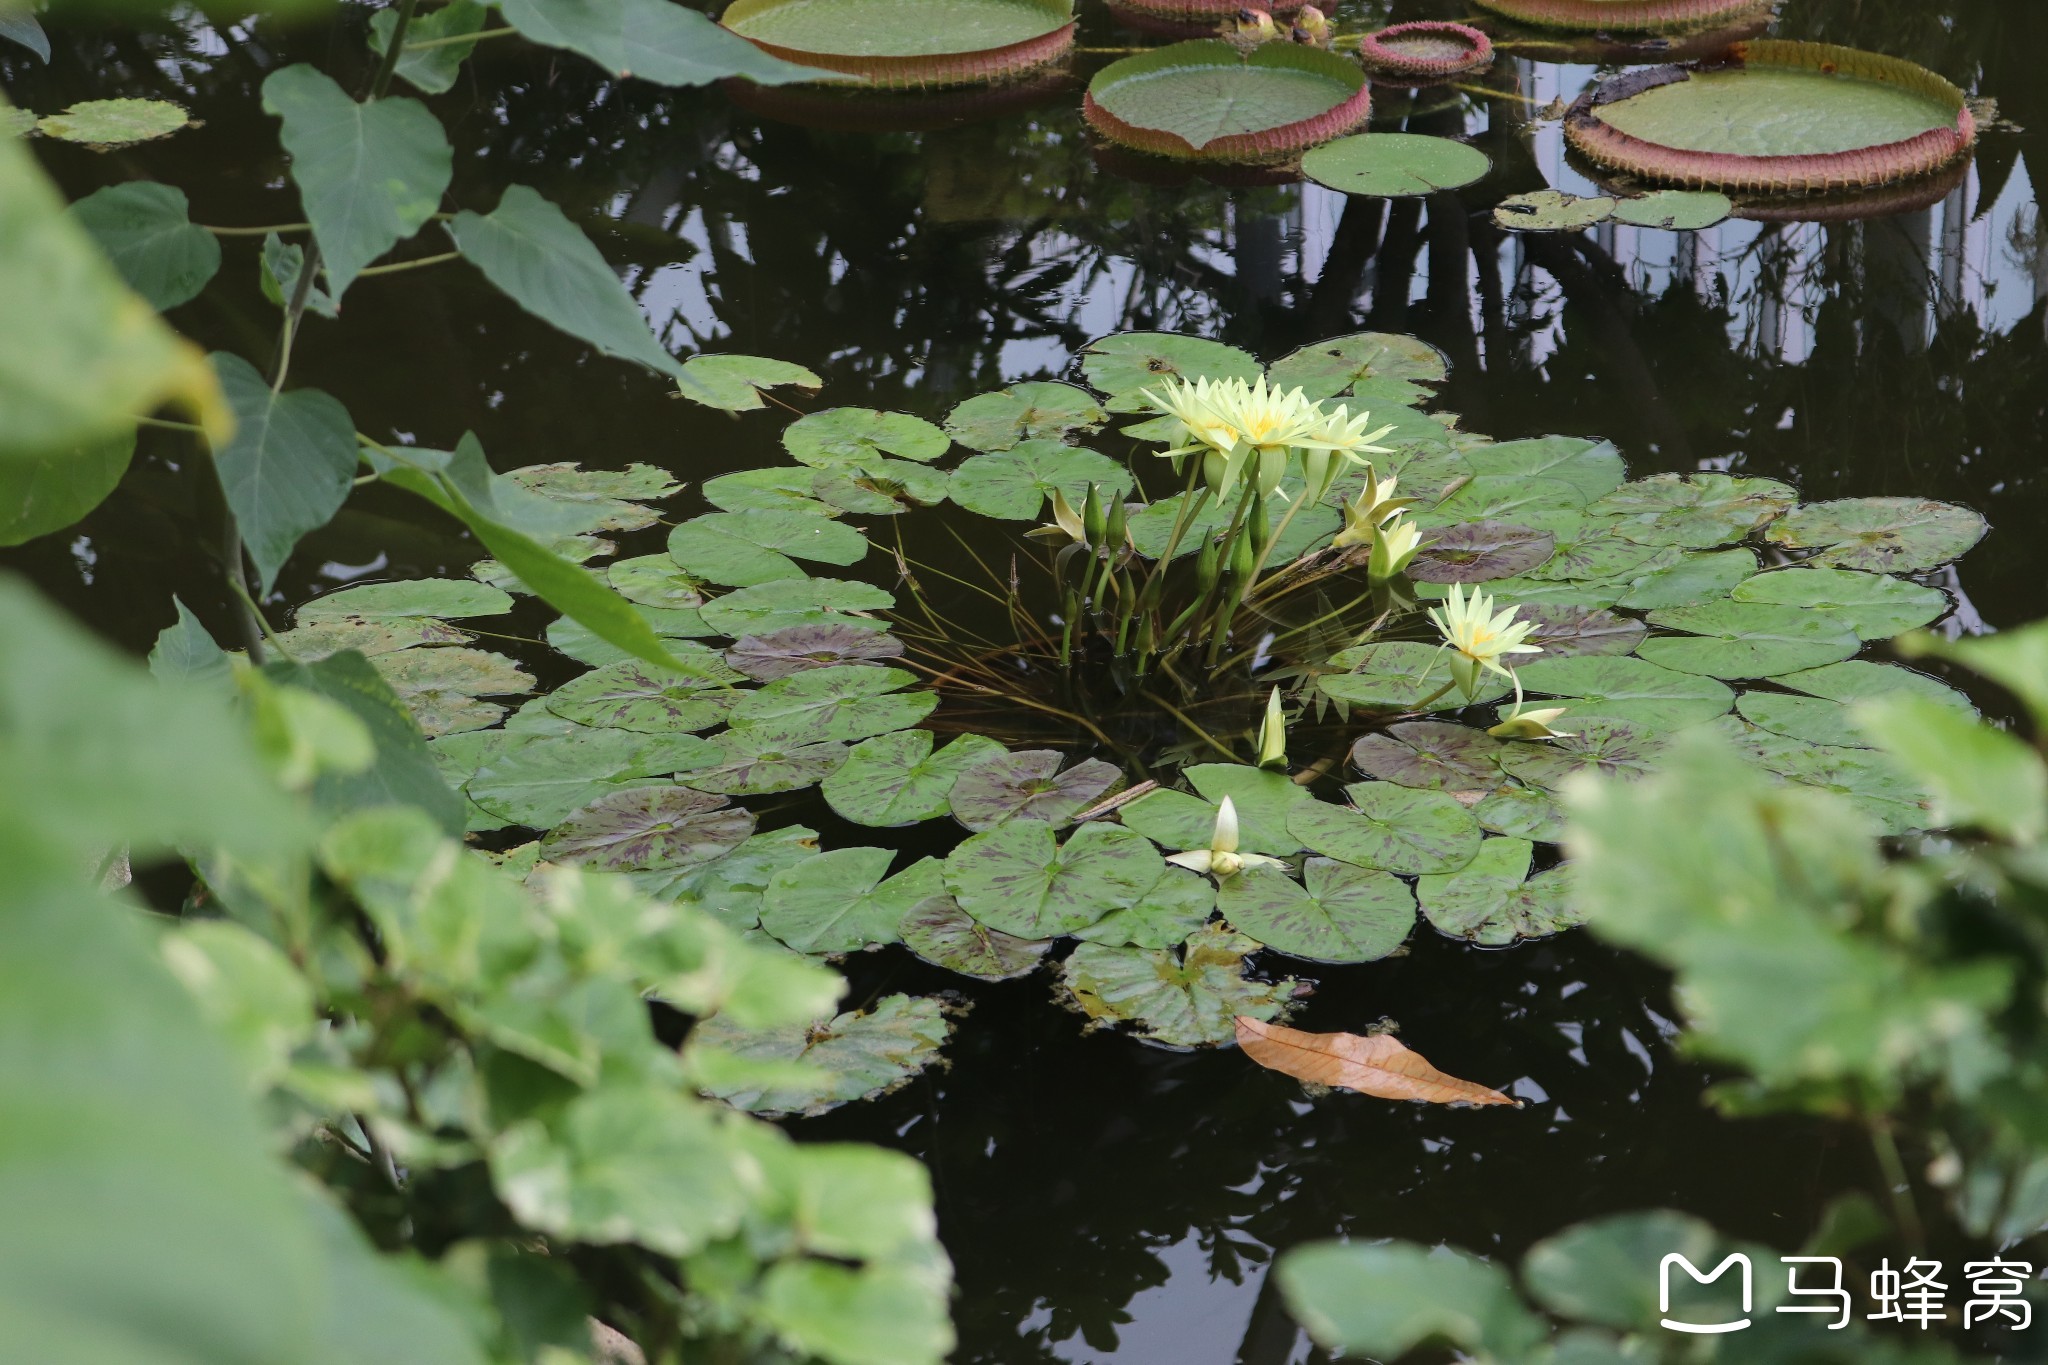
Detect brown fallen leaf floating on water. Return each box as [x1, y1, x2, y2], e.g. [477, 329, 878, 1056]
[1234, 1016, 1519, 1107]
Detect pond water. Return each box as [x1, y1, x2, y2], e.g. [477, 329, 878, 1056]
[8, 0, 2048, 1359]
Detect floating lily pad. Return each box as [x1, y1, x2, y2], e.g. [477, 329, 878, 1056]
[813, 455, 949, 513]
[506, 462, 678, 532]
[700, 577, 894, 637]
[700, 467, 840, 517]
[1517, 606, 1648, 658]
[1473, 783, 1568, 842]
[1770, 659, 1975, 715]
[1566, 42, 1976, 193]
[1528, 525, 1673, 583]
[1299, 132, 1490, 198]
[1348, 721, 1505, 791]
[632, 825, 819, 931]
[1611, 189, 1733, 230]
[680, 731, 849, 796]
[1119, 763, 1312, 857]
[823, 730, 1008, 827]
[1264, 331, 1448, 403]
[1405, 521, 1556, 584]
[1289, 783, 1482, 875]
[1591, 473, 1796, 547]
[298, 579, 513, 622]
[468, 730, 716, 827]
[673, 354, 822, 411]
[1427, 475, 1586, 529]
[546, 607, 717, 666]
[1475, 0, 1769, 33]
[728, 664, 934, 746]
[1057, 924, 1297, 1049]
[1735, 692, 1869, 748]
[1613, 548, 1757, 610]
[1218, 860, 1414, 964]
[899, 895, 1051, 980]
[1515, 655, 1732, 730]
[1072, 865, 1216, 950]
[1462, 436, 1626, 502]
[945, 382, 1108, 451]
[948, 749, 1123, 830]
[1498, 719, 1665, 789]
[1730, 566, 1945, 639]
[374, 646, 535, 705]
[543, 656, 743, 733]
[783, 406, 950, 467]
[726, 623, 906, 681]
[1719, 726, 1934, 834]
[3, 108, 33, 138]
[1356, 21, 1492, 81]
[1764, 497, 1987, 573]
[274, 616, 472, 660]
[539, 788, 755, 872]
[1493, 190, 1615, 232]
[1080, 332, 1261, 411]
[1083, 40, 1370, 165]
[38, 98, 190, 146]
[689, 994, 953, 1118]
[1127, 491, 1339, 562]
[1320, 641, 1507, 712]
[666, 511, 868, 588]
[759, 848, 943, 954]
[1418, 841, 1580, 946]
[947, 441, 1134, 521]
[720, 0, 1076, 88]
[608, 555, 708, 610]
[1638, 601, 1861, 679]
[946, 819, 1162, 938]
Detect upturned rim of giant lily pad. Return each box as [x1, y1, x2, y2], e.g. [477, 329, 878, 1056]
[1564, 41, 1977, 194]
[1355, 22, 1493, 83]
[720, 0, 1078, 90]
[1101, 0, 1299, 26]
[1083, 40, 1369, 164]
[1472, 0, 1771, 34]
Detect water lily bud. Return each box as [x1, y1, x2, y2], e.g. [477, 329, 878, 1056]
[1203, 449, 1232, 497]
[1195, 534, 1223, 591]
[1255, 447, 1287, 497]
[1448, 650, 1482, 700]
[1301, 447, 1334, 503]
[1367, 516, 1424, 581]
[1247, 488, 1272, 554]
[1230, 525, 1256, 580]
[1295, 4, 1332, 44]
[1487, 706, 1572, 741]
[1256, 687, 1287, 768]
[1104, 495, 1128, 552]
[1082, 483, 1106, 547]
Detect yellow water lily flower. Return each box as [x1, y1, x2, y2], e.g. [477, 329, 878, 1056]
[1367, 514, 1424, 581]
[1487, 704, 1572, 741]
[1331, 468, 1413, 549]
[1301, 405, 1398, 501]
[1427, 582, 1541, 701]
[1164, 796, 1288, 879]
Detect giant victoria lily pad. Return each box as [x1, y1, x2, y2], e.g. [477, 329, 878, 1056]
[1083, 41, 1370, 165]
[719, 0, 1077, 88]
[1565, 43, 1977, 193]
[1473, 0, 1769, 32]
[1356, 21, 1492, 82]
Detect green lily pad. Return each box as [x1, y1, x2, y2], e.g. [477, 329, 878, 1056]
[3, 108, 34, 138]
[297, 579, 513, 622]
[667, 511, 868, 587]
[899, 895, 1051, 981]
[1127, 491, 1339, 562]
[726, 623, 906, 681]
[1083, 40, 1368, 166]
[1071, 865, 1216, 950]
[1348, 721, 1505, 791]
[1527, 526, 1672, 584]
[1119, 763, 1313, 857]
[507, 461, 679, 531]
[720, 0, 1072, 79]
[946, 441, 1134, 521]
[543, 656, 743, 733]
[700, 467, 840, 517]
[539, 787, 755, 872]
[273, 616, 473, 660]
[680, 731, 849, 796]
[945, 819, 1162, 938]
[545, 606, 717, 666]
[373, 646, 534, 705]
[1735, 692, 1869, 749]
[1638, 601, 1861, 679]
[1764, 497, 1987, 573]
[728, 664, 936, 745]
[1613, 548, 1758, 611]
[468, 730, 716, 827]
[945, 382, 1108, 451]
[1770, 659, 1975, 715]
[1264, 331, 1447, 403]
[783, 407, 950, 467]
[1498, 720, 1664, 789]
[1517, 606, 1647, 659]
[607, 555, 708, 610]
[1472, 783, 1567, 842]
[1217, 859, 1414, 964]
[948, 749, 1123, 830]
[38, 98, 190, 146]
[1320, 641, 1506, 713]
[1611, 190, 1732, 230]
[1289, 782, 1483, 875]
[759, 848, 943, 954]
[1057, 924, 1297, 1049]
[1300, 133, 1490, 198]
[1591, 474, 1796, 547]
[823, 730, 1008, 827]
[1078, 331, 1261, 412]
[1720, 726, 1935, 835]
[689, 994, 952, 1118]
[1515, 654, 1734, 729]
[1731, 566, 1946, 639]
[630, 825, 819, 930]
[700, 577, 894, 637]
[1428, 475, 1587, 528]
[1493, 190, 1615, 232]
[1418, 841, 1580, 945]
[1406, 521, 1555, 584]
[671, 353, 821, 411]
[1460, 436, 1625, 502]
[810, 456, 949, 514]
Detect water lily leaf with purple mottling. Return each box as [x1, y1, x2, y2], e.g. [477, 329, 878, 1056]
[468, 729, 718, 827]
[899, 895, 1051, 980]
[1405, 521, 1555, 584]
[544, 656, 745, 733]
[1460, 436, 1625, 502]
[1592, 473, 1796, 548]
[1218, 858, 1414, 964]
[1057, 924, 1297, 1049]
[1498, 719, 1665, 790]
[948, 749, 1123, 831]
[1472, 783, 1566, 842]
[1426, 478, 1584, 529]
[1763, 497, 1987, 573]
[1072, 865, 1215, 950]
[699, 577, 894, 637]
[1517, 606, 1647, 658]
[627, 825, 818, 931]
[687, 993, 953, 1118]
[273, 615, 473, 660]
[1612, 548, 1755, 611]
[1264, 331, 1448, 403]
[1418, 840, 1579, 945]
[945, 820, 1162, 939]
[1119, 763, 1312, 857]
[607, 554, 708, 609]
[728, 664, 937, 745]
[1526, 524, 1671, 583]
[1515, 655, 1733, 729]
[539, 787, 756, 872]
[823, 730, 1007, 827]
[1348, 721, 1505, 790]
[759, 848, 944, 955]
[1319, 641, 1507, 712]
[1735, 692, 1868, 749]
[1288, 783, 1481, 875]
[726, 623, 907, 681]
[681, 731, 848, 796]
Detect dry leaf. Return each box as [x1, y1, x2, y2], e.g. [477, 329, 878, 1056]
[1234, 1015, 1519, 1106]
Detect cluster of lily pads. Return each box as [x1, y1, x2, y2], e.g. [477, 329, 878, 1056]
[283, 327, 1986, 1107]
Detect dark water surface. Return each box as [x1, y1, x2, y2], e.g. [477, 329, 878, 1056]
[8, 1, 2048, 1359]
